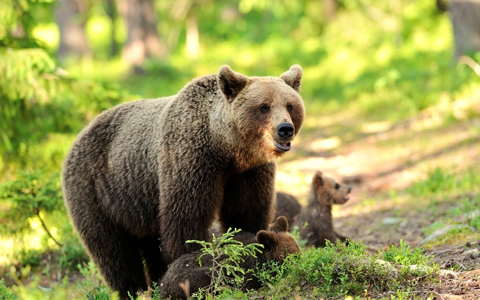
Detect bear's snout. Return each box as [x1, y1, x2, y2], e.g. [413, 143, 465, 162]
[277, 123, 295, 139]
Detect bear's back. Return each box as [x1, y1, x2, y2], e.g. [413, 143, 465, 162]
[63, 97, 172, 235]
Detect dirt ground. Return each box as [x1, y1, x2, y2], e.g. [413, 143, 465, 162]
[276, 110, 480, 299]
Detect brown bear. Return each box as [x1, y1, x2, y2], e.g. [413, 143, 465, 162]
[293, 171, 351, 248]
[160, 216, 301, 300]
[275, 191, 302, 226]
[61, 65, 305, 299]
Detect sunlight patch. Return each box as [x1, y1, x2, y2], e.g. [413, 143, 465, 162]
[309, 137, 341, 152]
[0, 238, 14, 265]
[361, 121, 392, 133]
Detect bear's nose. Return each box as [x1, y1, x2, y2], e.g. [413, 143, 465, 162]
[277, 123, 294, 139]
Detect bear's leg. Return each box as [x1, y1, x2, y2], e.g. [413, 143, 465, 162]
[316, 231, 339, 247]
[77, 214, 148, 299]
[159, 170, 223, 263]
[139, 236, 168, 288]
[220, 163, 276, 233]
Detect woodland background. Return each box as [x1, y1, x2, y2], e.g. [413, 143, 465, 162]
[1, 0, 480, 299]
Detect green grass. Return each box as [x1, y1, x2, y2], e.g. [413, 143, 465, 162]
[403, 167, 480, 247]
[172, 240, 439, 300]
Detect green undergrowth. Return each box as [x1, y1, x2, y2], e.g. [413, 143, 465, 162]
[1, 167, 473, 299]
[62, 235, 440, 300]
[249, 241, 438, 300]
[0, 279, 19, 300]
[408, 167, 480, 248]
[149, 238, 437, 300]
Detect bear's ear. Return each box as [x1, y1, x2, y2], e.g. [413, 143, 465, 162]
[217, 65, 248, 102]
[280, 65, 302, 92]
[271, 216, 289, 232]
[257, 230, 278, 250]
[313, 171, 324, 187]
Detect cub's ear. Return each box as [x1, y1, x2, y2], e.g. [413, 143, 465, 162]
[217, 65, 248, 102]
[271, 216, 289, 232]
[280, 65, 302, 92]
[313, 171, 324, 187]
[257, 230, 278, 250]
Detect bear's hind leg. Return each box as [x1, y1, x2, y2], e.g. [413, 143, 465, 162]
[78, 217, 148, 299]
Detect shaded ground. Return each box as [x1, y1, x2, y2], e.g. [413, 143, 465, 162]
[277, 108, 480, 299]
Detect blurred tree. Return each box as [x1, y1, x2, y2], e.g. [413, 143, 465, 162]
[0, 0, 41, 48]
[436, 0, 447, 12]
[0, 170, 64, 247]
[0, 0, 123, 176]
[105, 0, 118, 57]
[116, 0, 166, 69]
[323, 0, 338, 21]
[169, 0, 203, 59]
[449, 0, 480, 58]
[55, 0, 92, 61]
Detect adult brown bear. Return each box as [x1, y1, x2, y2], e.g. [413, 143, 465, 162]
[62, 65, 305, 299]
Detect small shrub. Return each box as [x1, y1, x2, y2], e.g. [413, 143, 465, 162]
[0, 279, 19, 300]
[186, 228, 263, 295]
[87, 287, 113, 300]
[381, 240, 429, 266]
[0, 169, 64, 242]
[78, 261, 117, 300]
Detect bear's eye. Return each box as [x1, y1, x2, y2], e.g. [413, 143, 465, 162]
[335, 183, 340, 190]
[287, 104, 293, 112]
[260, 105, 270, 113]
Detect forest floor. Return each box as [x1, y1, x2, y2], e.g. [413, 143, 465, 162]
[3, 101, 480, 299]
[276, 106, 480, 299]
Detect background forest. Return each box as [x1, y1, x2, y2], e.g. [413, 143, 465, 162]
[1, 0, 480, 299]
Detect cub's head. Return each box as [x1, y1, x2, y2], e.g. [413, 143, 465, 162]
[217, 65, 305, 167]
[311, 171, 351, 206]
[257, 216, 301, 262]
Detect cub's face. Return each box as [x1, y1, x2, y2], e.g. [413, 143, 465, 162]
[312, 171, 351, 205]
[259, 216, 301, 261]
[218, 65, 305, 165]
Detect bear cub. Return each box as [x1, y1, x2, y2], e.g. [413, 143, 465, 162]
[160, 216, 301, 300]
[275, 192, 302, 226]
[276, 171, 351, 248]
[294, 171, 351, 247]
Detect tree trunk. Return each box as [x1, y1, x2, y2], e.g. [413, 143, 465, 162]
[106, 0, 118, 57]
[116, 0, 166, 67]
[449, 0, 480, 59]
[322, 0, 338, 22]
[55, 0, 91, 61]
[436, 0, 447, 12]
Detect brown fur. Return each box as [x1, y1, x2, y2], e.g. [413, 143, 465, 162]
[293, 171, 351, 248]
[62, 66, 304, 299]
[275, 192, 302, 226]
[160, 217, 301, 300]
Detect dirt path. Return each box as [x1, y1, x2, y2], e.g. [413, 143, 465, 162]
[276, 110, 480, 299]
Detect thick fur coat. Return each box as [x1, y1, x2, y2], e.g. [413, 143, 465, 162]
[62, 65, 304, 299]
[160, 217, 301, 300]
[293, 171, 351, 248]
[275, 191, 302, 226]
